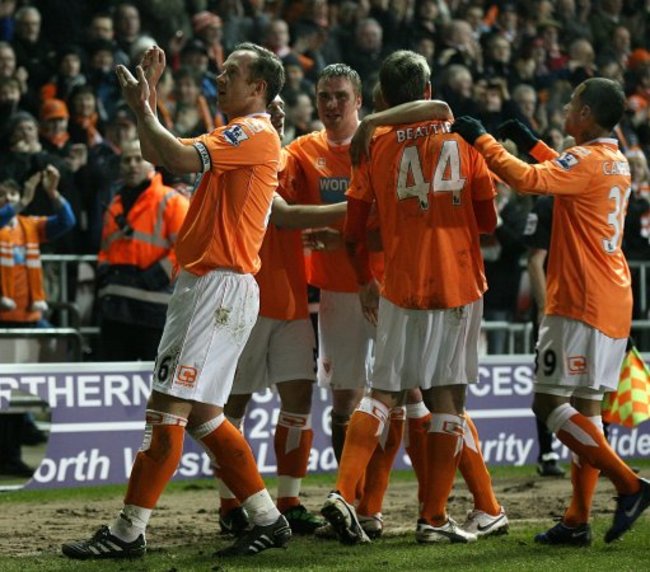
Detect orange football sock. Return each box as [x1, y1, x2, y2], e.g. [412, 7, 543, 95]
[422, 413, 464, 526]
[459, 414, 500, 515]
[547, 404, 639, 495]
[191, 415, 265, 501]
[358, 407, 404, 516]
[335, 398, 389, 504]
[563, 416, 601, 527]
[564, 458, 600, 526]
[275, 411, 313, 512]
[124, 410, 187, 509]
[405, 402, 431, 508]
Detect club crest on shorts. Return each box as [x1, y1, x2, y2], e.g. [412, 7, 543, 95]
[175, 365, 198, 388]
[567, 355, 588, 375]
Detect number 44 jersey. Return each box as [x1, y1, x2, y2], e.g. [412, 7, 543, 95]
[347, 120, 496, 310]
[476, 135, 632, 340]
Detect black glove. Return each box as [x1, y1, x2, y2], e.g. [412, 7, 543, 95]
[450, 116, 487, 145]
[497, 119, 538, 153]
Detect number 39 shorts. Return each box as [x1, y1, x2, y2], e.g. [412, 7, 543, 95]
[534, 315, 627, 399]
[152, 269, 259, 407]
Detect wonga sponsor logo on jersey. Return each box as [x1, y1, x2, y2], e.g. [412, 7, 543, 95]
[319, 177, 349, 203]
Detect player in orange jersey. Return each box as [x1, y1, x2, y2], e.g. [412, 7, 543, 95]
[452, 77, 650, 545]
[215, 94, 346, 536]
[280, 64, 373, 467]
[321, 50, 498, 545]
[348, 84, 506, 540]
[63, 44, 291, 560]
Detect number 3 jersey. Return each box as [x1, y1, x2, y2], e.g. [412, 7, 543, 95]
[476, 135, 632, 339]
[347, 120, 495, 310]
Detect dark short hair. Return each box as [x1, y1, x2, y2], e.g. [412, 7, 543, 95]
[317, 63, 362, 96]
[233, 42, 285, 105]
[578, 77, 626, 131]
[379, 50, 430, 108]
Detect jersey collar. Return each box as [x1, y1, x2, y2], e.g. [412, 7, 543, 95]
[583, 137, 618, 149]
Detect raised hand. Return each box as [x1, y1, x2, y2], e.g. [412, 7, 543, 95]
[450, 116, 487, 145]
[41, 164, 61, 197]
[115, 65, 151, 115]
[140, 46, 166, 89]
[496, 119, 538, 153]
[21, 171, 41, 207]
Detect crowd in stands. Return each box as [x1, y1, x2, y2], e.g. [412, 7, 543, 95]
[0, 0, 648, 354]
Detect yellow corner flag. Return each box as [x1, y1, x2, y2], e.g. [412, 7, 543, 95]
[602, 346, 650, 428]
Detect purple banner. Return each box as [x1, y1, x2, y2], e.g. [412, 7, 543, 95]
[1, 356, 649, 490]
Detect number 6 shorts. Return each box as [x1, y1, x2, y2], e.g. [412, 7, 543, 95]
[152, 269, 259, 407]
[534, 315, 627, 398]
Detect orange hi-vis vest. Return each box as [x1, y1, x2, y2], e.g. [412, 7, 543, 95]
[98, 173, 189, 306]
[0, 216, 47, 319]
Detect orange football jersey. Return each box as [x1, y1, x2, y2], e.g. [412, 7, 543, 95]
[347, 120, 495, 310]
[477, 135, 633, 339]
[175, 114, 280, 276]
[280, 130, 358, 293]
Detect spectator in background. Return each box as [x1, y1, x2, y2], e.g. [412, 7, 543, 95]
[565, 37, 597, 87]
[283, 90, 317, 141]
[539, 20, 568, 72]
[343, 18, 385, 111]
[11, 5, 54, 91]
[475, 77, 527, 136]
[178, 39, 219, 106]
[191, 11, 225, 74]
[512, 36, 554, 92]
[437, 63, 478, 117]
[481, 174, 530, 355]
[589, 0, 624, 53]
[96, 140, 188, 361]
[597, 24, 631, 69]
[161, 67, 216, 138]
[406, 0, 440, 51]
[86, 11, 114, 44]
[0, 41, 29, 101]
[556, 0, 593, 45]
[0, 167, 75, 478]
[623, 148, 650, 350]
[281, 52, 314, 102]
[0, 76, 22, 138]
[490, 2, 520, 45]
[482, 33, 515, 86]
[68, 84, 105, 148]
[113, 2, 143, 66]
[0, 166, 73, 322]
[437, 19, 482, 76]
[86, 39, 121, 121]
[512, 83, 546, 133]
[40, 45, 87, 103]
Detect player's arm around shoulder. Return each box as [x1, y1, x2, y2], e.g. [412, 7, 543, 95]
[474, 134, 593, 196]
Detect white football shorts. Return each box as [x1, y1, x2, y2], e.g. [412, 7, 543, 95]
[231, 316, 316, 395]
[534, 315, 627, 399]
[317, 289, 375, 390]
[152, 269, 259, 406]
[371, 296, 483, 392]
